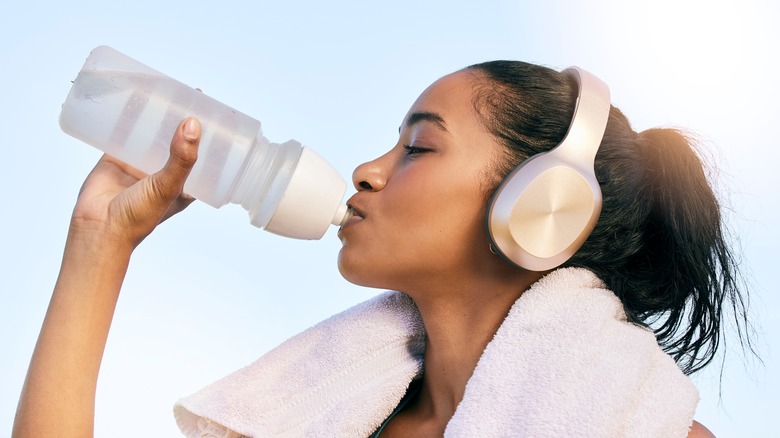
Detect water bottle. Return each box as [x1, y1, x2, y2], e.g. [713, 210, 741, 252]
[59, 45, 350, 239]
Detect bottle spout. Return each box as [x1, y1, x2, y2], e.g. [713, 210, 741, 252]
[332, 204, 353, 227]
[263, 146, 348, 240]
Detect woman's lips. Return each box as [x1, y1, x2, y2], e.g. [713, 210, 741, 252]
[340, 205, 364, 230]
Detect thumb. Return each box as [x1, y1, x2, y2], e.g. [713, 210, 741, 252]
[147, 117, 201, 207]
[167, 117, 201, 182]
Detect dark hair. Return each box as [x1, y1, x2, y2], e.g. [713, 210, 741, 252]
[466, 60, 753, 375]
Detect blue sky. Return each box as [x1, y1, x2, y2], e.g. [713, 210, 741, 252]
[1, 1, 778, 436]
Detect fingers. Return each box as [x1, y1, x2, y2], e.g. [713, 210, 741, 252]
[102, 154, 148, 181]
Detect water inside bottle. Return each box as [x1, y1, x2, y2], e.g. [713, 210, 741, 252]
[61, 69, 261, 208]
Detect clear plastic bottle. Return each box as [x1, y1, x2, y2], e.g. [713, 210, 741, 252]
[60, 45, 350, 239]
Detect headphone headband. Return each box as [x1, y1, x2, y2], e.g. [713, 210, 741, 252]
[557, 67, 611, 165]
[486, 66, 611, 271]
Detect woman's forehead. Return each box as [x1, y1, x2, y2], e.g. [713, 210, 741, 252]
[402, 71, 480, 131]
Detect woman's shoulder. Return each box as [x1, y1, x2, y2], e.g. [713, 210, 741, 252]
[687, 420, 716, 438]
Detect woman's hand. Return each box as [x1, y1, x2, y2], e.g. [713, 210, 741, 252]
[71, 117, 202, 250]
[12, 118, 201, 438]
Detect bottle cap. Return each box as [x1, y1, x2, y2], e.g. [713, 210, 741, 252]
[263, 146, 348, 239]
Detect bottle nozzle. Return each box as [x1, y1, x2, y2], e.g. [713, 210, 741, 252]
[332, 204, 353, 227]
[262, 146, 347, 239]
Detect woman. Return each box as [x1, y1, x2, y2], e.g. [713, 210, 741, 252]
[13, 61, 744, 437]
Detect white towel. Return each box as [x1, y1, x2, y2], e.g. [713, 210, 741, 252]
[174, 268, 699, 437]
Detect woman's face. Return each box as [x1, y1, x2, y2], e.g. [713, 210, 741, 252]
[337, 70, 510, 292]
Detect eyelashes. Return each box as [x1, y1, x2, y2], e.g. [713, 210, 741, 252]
[403, 144, 431, 156]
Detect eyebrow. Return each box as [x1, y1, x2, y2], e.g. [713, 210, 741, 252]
[399, 111, 448, 133]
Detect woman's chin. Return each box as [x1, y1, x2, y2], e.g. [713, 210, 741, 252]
[336, 250, 363, 285]
[337, 252, 389, 289]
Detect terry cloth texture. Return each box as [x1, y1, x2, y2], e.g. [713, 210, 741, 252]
[174, 268, 699, 437]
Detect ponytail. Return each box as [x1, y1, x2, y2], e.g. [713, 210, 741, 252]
[568, 122, 751, 374]
[615, 128, 733, 372]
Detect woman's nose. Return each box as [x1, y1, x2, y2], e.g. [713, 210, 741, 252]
[352, 154, 389, 192]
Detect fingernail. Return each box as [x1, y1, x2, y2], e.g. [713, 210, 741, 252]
[183, 118, 200, 141]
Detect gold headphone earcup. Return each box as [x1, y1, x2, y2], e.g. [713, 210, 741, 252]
[487, 154, 602, 271]
[508, 166, 598, 259]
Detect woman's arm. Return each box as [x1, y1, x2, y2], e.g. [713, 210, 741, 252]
[12, 118, 201, 437]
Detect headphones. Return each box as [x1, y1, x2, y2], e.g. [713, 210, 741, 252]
[486, 67, 611, 271]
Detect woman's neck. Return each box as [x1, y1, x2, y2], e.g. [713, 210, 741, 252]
[402, 269, 544, 431]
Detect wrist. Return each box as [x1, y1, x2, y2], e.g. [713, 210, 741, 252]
[65, 219, 136, 264]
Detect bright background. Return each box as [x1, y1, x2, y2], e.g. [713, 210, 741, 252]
[1, 1, 777, 436]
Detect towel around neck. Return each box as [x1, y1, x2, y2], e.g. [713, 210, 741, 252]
[174, 267, 698, 438]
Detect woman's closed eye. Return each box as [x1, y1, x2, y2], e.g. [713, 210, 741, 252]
[403, 144, 432, 156]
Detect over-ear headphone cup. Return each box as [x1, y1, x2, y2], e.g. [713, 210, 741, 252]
[487, 152, 602, 271]
[508, 165, 598, 258]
